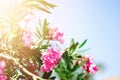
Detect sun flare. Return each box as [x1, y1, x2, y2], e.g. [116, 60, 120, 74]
[0, 0, 25, 18]
[0, 0, 14, 16]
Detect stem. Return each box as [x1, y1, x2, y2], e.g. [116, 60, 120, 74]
[0, 53, 45, 80]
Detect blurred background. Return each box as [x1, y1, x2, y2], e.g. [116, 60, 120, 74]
[0, 0, 120, 80]
[44, 0, 120, 80]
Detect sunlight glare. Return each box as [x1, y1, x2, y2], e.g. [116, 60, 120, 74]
[0, 0, 14, 16]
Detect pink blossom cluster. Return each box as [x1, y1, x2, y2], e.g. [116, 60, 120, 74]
[22, 31, 33, 47]
[0, 60, 7, 80]
[82, 55, 98, 74]
[19, 10, 35, 31]
[48, 27, 64, 44]
[41, 46, 62, 72]
[22, 10, 34, 24]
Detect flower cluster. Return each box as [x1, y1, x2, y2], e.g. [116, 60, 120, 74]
[82, 55, 98, 74]
[19, 10, 35, 31]
[0, 0, 99, 80]
[48, 27, 64, 44]
[41, 46, 62, 72]
[0, 20, 98, 79]
[0, 60, 7, 80]
[22, 31, 33, 47]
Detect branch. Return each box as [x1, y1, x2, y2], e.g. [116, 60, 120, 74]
[0, 53, 46, 80]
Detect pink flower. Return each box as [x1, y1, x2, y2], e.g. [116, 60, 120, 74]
[88, 64, 98, 74]
[49, 27, 64, 44]
[22, 10, 34, 24]
[0, 60, 6, 74]
[22, 31, 33, 47]
[0, 69, 4, 74]
[0, 74, 7, 80]
[0, 61, 7, 80]
[41, 46, 62, 72]
[82, 55, 98, 74]
[18, 10, 35, 31]
[0, 60, 6, 69]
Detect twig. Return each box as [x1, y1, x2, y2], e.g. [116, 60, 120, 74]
[0, 53, 46, 80]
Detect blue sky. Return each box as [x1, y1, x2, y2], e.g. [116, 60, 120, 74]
[44, 0, 120, 79]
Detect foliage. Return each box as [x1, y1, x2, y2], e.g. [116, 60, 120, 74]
[0, 0, 98, 80]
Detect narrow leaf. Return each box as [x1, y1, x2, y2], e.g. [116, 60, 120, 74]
[62, 51, 72, 70]
[78, 39, 87, 48]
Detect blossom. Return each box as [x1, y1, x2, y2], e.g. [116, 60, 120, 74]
[22, 31, 33, 47]
[82, 55, 98, 74]
[18, 10, 35, 31]
[41, 46, 62, 72]
[0, 60, 6, 69]
[48, 27, 64, 44]
[22, 10, 34, 24]
[0, 69, 4, 75]
[0, 74, 7, 80]
[0, 60, 7, 80]
[0, 60, 6, 74]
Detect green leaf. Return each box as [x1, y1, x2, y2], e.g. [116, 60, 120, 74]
[77, 48, 90, 53]
[72, 62, 80, 72]
[62, 51, 72, 70]
[72, 60, 86, 72]
[69, 38, 75, 50]
[77, 73, 85, 80]
[54, 60, 72, 80]
[34, 19, 44, 39]
[23, 3, 51, 13]
[68, 39, 79, 55]
[42, 71, 52, 79]
[55, 68, 67, 80]
[22, 0, 56, 13]
[43, 19, 49, 37]
[71, 54, 82, 60]
[34, 31, 41, 39]
[49, 76, 56, 80]
[78, 39, 87, 48]
[35, 0, 56, 9]
[71, 42, 79, 51]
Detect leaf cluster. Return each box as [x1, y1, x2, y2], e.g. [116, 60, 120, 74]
[54, 39, 92, 80]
